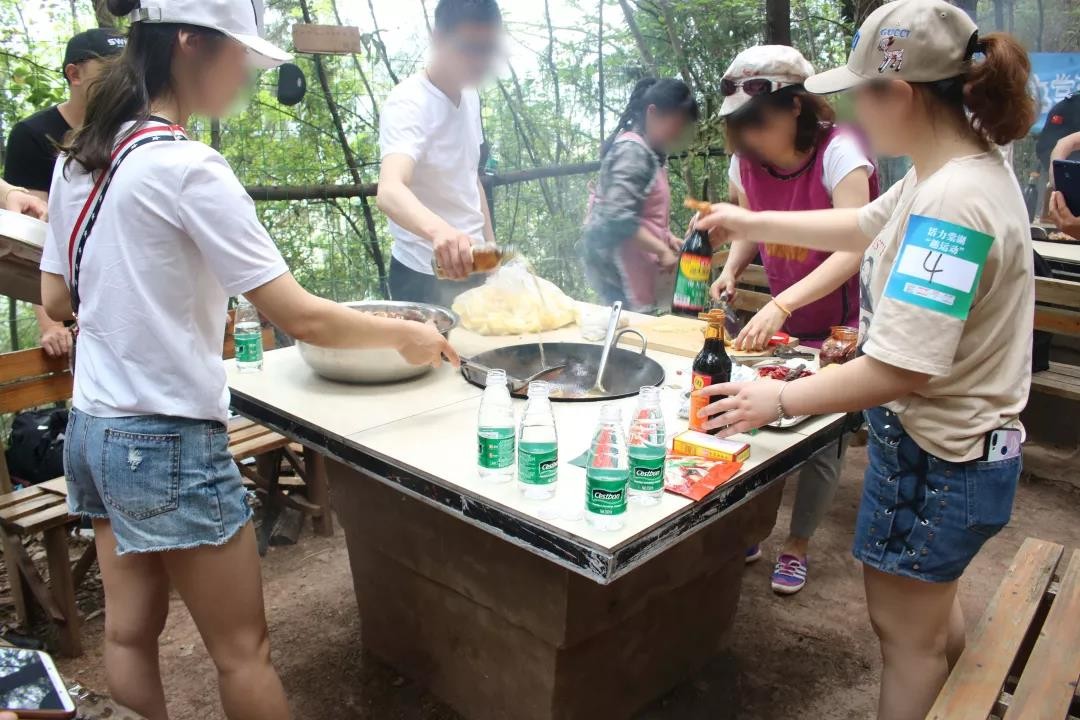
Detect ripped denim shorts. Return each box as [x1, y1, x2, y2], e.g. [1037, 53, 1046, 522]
[64, 408, 252, 555]
[853, 406, 1021, 583]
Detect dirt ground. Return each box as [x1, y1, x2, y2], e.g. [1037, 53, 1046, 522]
[46, 445, 1080, 720]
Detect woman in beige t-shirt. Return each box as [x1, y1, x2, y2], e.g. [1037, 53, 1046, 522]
[695, 1, 1035, 718]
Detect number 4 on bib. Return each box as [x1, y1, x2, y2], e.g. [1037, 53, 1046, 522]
[883, 214, 993, 320]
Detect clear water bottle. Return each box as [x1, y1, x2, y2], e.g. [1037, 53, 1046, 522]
[518, 381, 558, 499]
[477, 369, 515, 483]
[628, 386, 667, 506]
[234, 295, 264, 373]
[585, 403, 630, 531]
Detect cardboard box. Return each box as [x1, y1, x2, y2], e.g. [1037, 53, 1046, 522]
[671, 430, 751, 464]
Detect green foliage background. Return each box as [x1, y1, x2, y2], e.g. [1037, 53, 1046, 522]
[0, 0, 1076, 352]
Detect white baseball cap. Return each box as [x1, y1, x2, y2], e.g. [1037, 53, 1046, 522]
[806, 0, 978, 94]
[719, 45, 815, 117]
[130, 0, 291, 70]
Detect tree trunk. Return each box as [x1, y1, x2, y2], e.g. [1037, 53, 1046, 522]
[657, 0, 695, 90]
[299, 0, 389, 298]
[367, 0, 400, 85]
[1035, 0, 1044, 51]
[419, 0, 433, 35]
[332, 0, 380, 123]
[765, 0, 792, 46]
[93, 0, 116, 27]
[617, 0, 658, 75]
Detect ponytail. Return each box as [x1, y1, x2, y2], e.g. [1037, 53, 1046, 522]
[602, 77, 699, 156]
[963, 32, 1036, 147]
[63, 1, 224, 174]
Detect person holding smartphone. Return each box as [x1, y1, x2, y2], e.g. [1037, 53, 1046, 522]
[694, 1, 1035, 717]
[40, 2, 457, 720]
[710, 44, 878, 595]
[1048, 131, 1080, 237]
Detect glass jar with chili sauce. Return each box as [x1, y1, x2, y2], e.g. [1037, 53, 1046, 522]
[819, 326, 858, 367]
[432, 244, 514, 280]
[689, 310, 732, 434]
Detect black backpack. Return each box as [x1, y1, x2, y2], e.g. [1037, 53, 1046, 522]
[5, 409, 68, 486]
[1033, 250, 1053, 374]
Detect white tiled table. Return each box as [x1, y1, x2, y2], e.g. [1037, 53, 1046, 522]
[227, 322, 847, 720]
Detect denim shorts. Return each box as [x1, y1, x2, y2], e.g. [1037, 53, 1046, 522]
[64, 409, 252, 555]
[853, 406, 1021, 583]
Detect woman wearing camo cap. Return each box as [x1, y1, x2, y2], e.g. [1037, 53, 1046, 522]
[694, 0, 1036, 716]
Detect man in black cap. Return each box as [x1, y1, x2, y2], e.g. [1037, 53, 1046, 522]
[3, 28, 125, 357]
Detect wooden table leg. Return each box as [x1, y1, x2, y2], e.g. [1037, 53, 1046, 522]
[303, 447, 334, 537]
[43, 526, 81, 657]
[255, 449, 284, 556]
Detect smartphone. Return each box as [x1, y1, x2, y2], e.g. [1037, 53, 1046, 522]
[0, 648, 76, 719]
[1052, 159, 1080, 215]
[982, 428, 1023, 463]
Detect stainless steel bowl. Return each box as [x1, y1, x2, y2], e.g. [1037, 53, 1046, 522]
[297, 301, 459, 384]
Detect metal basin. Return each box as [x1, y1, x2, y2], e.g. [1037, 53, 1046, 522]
[297, 301, 459, 384]
[461, 342, 665, 401]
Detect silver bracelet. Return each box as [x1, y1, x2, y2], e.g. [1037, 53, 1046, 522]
[776, 383, 794, 422]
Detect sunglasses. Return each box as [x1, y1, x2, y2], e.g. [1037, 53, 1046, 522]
[720, 77, 792, 98]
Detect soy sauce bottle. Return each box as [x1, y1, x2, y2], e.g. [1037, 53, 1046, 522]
[689, 309, 732, 434]
[672, 228, 712, 317]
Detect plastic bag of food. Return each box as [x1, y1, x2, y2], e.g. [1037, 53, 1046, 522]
[452, 264, 578, 335]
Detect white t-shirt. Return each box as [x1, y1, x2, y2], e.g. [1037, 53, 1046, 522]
[379, 73, 485, 274]
[41, 124, 288, 424]
[728, 132, 875, 198]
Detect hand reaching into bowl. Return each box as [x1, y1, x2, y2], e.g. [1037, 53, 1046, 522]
[397, 320, 461, 368]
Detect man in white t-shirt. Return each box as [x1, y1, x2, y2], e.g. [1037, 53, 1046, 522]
[376, 0, 502, 306]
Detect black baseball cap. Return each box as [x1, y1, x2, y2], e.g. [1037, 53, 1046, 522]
[62, 28, 127, 68]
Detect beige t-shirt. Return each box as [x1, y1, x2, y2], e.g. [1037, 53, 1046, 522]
[856, 149, 1033, 462]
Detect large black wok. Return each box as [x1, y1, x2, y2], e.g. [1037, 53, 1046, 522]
[461, 341, 665, 401]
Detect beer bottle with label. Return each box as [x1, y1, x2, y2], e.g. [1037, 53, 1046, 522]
[672, 228, 712, 317]
[689, 310, 732, 435]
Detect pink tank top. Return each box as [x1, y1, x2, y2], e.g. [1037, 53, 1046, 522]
[739, 126, 878, 345]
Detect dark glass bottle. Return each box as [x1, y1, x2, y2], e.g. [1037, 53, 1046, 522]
[689, 310, 732, 435]
[672, 229, 712, 317]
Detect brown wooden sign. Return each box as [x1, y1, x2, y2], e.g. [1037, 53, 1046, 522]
[292, 24, 363, 55]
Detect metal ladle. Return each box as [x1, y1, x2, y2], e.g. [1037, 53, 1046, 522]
[593, 301, 623, 393]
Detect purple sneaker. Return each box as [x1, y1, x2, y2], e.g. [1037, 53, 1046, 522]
[745, 545, 763, 564]
[771, 554, 808, 595]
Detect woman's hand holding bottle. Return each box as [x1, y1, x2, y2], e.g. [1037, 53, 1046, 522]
[693, 378, 785, 437]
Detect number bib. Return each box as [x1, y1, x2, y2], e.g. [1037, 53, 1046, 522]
[882, 215, 993, 320]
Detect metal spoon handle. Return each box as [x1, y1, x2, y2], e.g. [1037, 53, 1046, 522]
[593, 301, 623, 392]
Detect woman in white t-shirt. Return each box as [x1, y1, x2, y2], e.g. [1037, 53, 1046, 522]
[39, 2, 456, 719]
[695, 1, 1036, 717]
[710, 45, 878, 597]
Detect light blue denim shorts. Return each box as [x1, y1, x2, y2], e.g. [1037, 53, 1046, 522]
[64, 408, 252, 555]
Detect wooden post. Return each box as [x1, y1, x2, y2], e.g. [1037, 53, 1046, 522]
[44, 526, 81, 657]
[303, 448, 334, 537]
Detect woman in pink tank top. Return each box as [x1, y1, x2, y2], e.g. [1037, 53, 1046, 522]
[708, 45, 878, 597]
[584, 79, 700, 311]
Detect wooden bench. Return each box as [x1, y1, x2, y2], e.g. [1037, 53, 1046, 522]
[0, 349, 90, 656]
[0, 338, 333, 655]
[929, 537, 1080, 719]
[1033, 276, 1080, 401]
